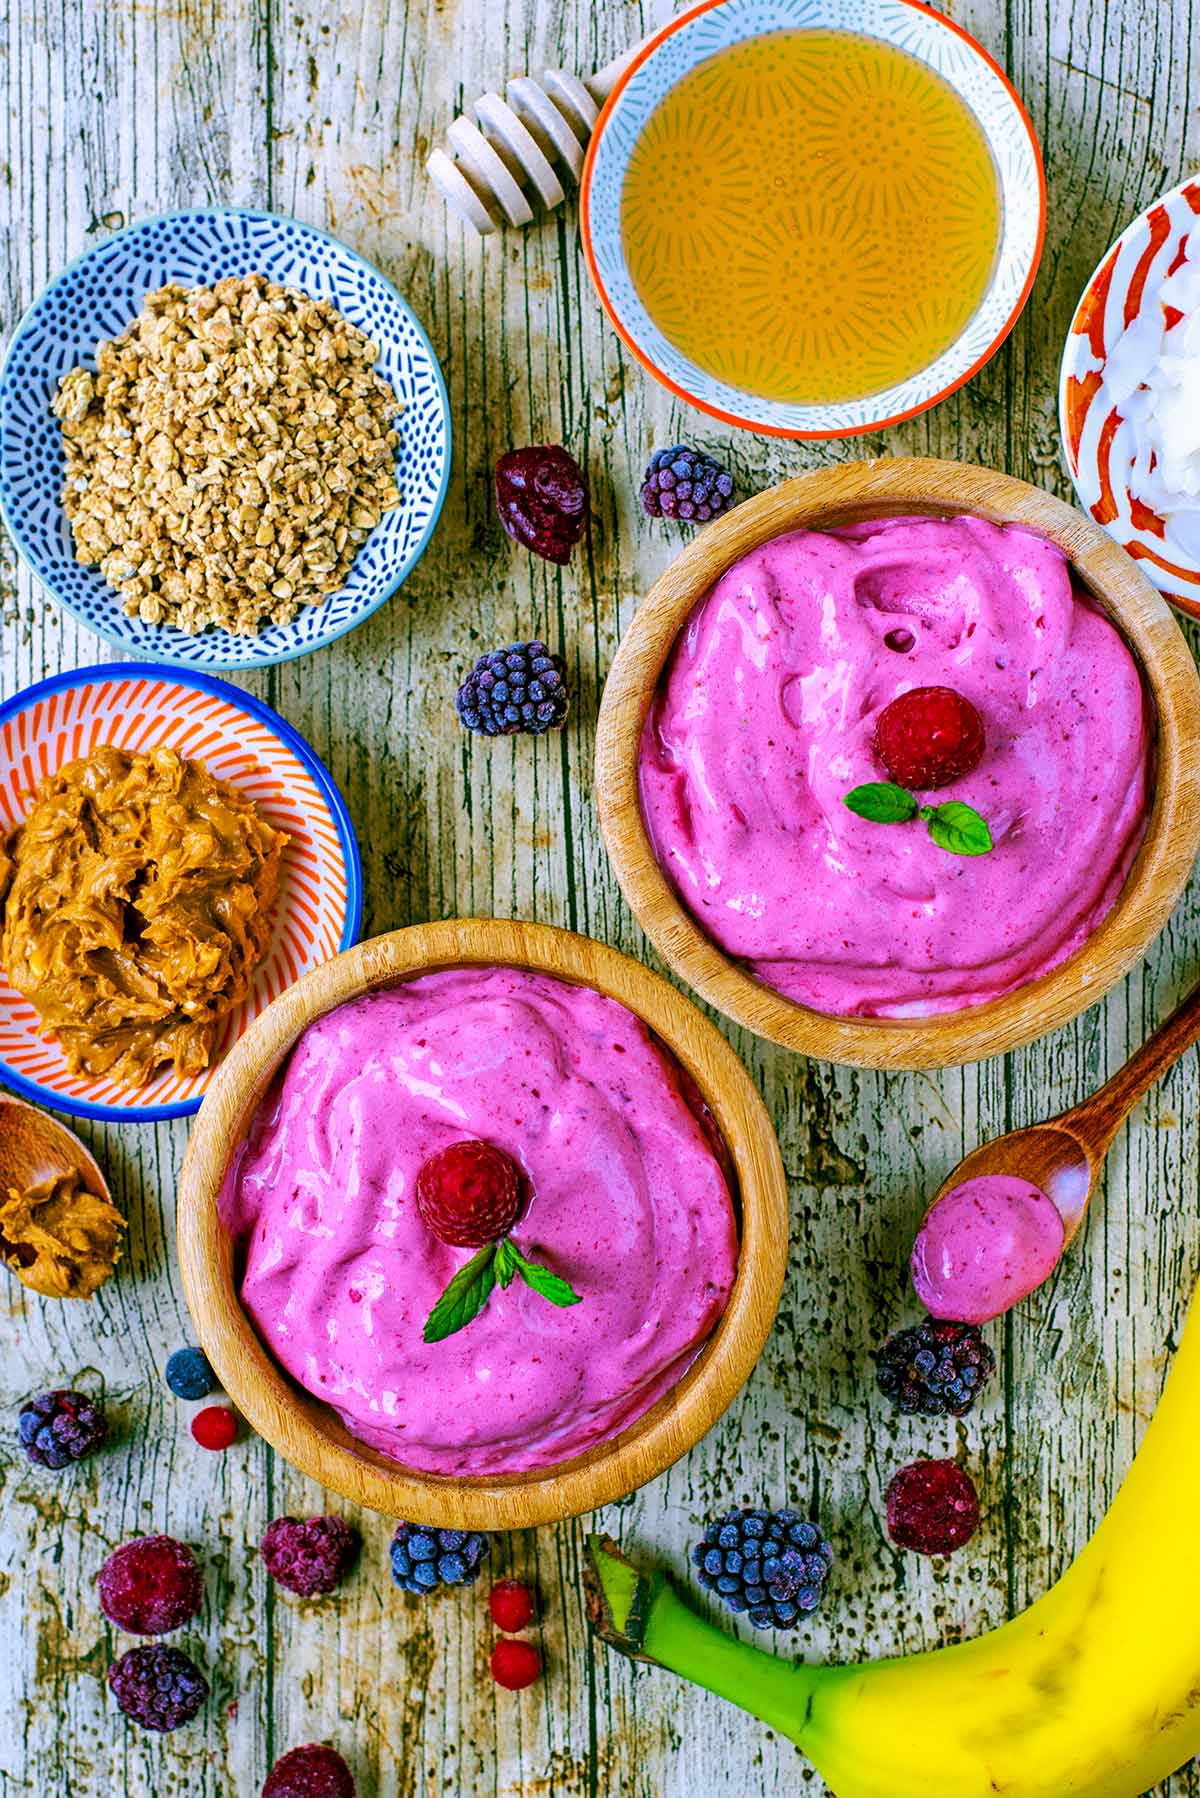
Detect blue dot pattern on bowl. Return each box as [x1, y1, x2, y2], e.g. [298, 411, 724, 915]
[0, 208, 452, 672]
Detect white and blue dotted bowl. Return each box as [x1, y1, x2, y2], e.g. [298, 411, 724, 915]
[0, 208, 452, 672]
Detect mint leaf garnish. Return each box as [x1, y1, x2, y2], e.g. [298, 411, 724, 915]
[843, 780, 993, 857]
[423, 1243, 497, 1343]
[921, 800, 993, 857]
[843, 782, 919, 823]
[494, 1237, 518, 1288]
[506, 1241, 583, 1308]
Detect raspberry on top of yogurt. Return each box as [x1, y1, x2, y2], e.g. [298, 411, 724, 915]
[222, 967, 737, 1477]
[639, 513, 1150, 1018]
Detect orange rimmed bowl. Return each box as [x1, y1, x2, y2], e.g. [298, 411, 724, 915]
[177, 918, 788, 1528]
[580, 0, 1045, 439]
[595, 457, 1200, 1070]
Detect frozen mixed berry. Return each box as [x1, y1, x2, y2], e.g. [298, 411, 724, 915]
[490, 1637, 542, 1690]
[489, 1578, 536, 1633]
[261, 1515, 360, 1597]
[262, 1743, 356, 1798]
[165, 1346, 218, 1401]
[495, 445, 589, 564]
[874, 686, 985, 790]
[98, 1535, 203, 1636]
[692, 1507, 834, 1629]
[107, 1643, 209, 1732]
[389, 1522, 490, 1595]
[641, 445, 734, 522]
[18, 1389, 107, 1469]
[191, 1404, 239, 1451]
[415, 1140, 523, 1247]
[874, 1317, 996, 1418]
[886, 1459, 980, 1556]
[456, 641, 569, 738]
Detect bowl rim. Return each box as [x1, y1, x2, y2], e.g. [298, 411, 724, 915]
[0, 205, 453, 673]
[594, 456, 1200, 1068]
[176, 917, 789, 1527]
[1056, 171, 1200, 624]
[0, 661, 362, 1123]
[579, 0, 1047, 441]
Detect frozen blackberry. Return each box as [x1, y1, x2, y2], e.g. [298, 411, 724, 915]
[691, 1507, 833, 1629]
[18, 1389, 107, 1468]
[107, 1644, 209, 1732]
[261, 1515, 359, 1597]
[640, 446, 734, 523]
[98, 1535, 203, 1636]
[389, 1522, 490, 1595]
[456, 641, 569, 737]
[874, 1317, 996, 1418]
[263, 1743, 356, 1798]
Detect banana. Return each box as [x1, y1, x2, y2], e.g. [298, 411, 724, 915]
[586, 1287, 1200, 1797]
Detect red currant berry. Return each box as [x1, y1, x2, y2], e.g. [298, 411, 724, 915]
[489, 1578, 536, 1633]
[191, 1405, 239, 1452]
[490, 1637, 542, 1691]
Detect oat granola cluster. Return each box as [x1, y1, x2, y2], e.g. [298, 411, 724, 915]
[52, 274, 403, 636]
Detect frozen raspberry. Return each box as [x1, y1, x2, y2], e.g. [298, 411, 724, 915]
[98, 1535, 203, 1636]
[495, 445, 589, 564]
[415, 1141, 523, 1248]
[191, 1405, 239, 1450]
[489, 1578, 536, 1632]
[261, 1515, 359, 1597]
[873, 687, 985, 790]
[107, 1643, 208, 1732]
[885, 1459, 980, 1556]
[262, 1743, 356, 1798]
[490, 1637, 542, 1690]
[19, 1389, 107, 1469]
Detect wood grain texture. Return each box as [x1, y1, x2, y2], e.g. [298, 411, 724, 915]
[596, 457, 1200, 1067]
[177, 919, 788, 1529]
[1, 0, 1199, 1794]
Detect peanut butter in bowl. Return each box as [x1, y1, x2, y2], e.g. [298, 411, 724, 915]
[0, 743, 287, 1088]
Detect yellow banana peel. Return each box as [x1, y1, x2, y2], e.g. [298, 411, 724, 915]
[586, 1288, 1200, 1797]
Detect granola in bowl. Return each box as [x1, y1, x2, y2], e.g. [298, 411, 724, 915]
[52, 273, 403, 636]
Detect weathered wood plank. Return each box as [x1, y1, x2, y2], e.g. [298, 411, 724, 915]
[2, 0, 1199, 1792]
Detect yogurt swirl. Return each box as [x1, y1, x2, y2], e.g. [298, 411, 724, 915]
[639, 515, 1150, 1016]
[223, 967, 738, 1475]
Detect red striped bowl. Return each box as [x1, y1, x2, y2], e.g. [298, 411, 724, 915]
[1059, 174, 1200, 621]
[0, 665, 360, 1120]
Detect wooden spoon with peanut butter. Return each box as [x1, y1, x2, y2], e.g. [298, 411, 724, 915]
[0, 1093, 123, 1299]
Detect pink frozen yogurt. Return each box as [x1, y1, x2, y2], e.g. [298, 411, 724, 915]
[911, 1174, 1066, 1324]
[639, 515, 1150, 1016]
[222, 966, 738, 1476]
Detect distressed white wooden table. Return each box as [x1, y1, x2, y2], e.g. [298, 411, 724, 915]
[2, 2, 1199, 1793]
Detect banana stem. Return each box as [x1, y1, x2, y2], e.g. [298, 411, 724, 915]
[585, 1535, 825, 1744]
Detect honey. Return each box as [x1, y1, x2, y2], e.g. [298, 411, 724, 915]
[620, 29, 1002, 406]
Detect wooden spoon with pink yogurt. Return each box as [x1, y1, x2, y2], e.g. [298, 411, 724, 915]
[912, 980, 1200, 1324]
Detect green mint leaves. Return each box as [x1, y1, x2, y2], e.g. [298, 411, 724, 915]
[843, 783, 993, 857]
[423, 1235, 582, 1344]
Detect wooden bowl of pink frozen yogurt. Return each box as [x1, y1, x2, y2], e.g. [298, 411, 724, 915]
[596, 458, 1200, 1069]
[177, 918, 787, 1527]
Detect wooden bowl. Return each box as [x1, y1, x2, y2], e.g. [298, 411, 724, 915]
[176, 918, 788, 1527]
[595, 457, 1200, 1069]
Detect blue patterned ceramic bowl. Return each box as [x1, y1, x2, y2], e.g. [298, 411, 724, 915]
[581, 0, 1045, 439]
[0, 209, 451, 671]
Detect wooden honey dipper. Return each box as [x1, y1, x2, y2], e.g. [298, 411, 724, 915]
[427, 27, 661, 234]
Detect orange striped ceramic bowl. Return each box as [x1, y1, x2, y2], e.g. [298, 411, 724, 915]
[0, 664, 360, 1121]
[1059, 173, 1200, 621]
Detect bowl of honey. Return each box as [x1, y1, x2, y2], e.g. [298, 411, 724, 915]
[580, 0, 1045, 439]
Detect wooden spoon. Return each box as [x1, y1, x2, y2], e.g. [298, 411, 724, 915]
[0, 1091, 112, 1210]
[926, 978, 1200, 1250]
